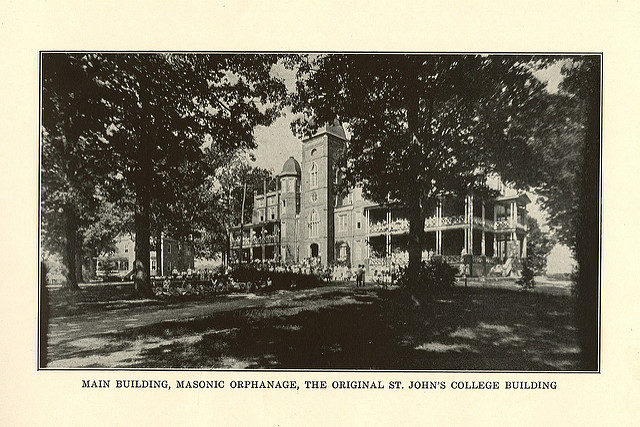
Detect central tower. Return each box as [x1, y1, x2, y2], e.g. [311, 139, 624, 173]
[299, 122, 347, 264]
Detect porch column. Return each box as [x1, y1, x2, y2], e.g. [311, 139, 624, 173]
[464, 196, 469, 254]
[510, 201, 517, 242]
[522, 235, 528, 258]
[366, 209, 370, 259]
[261, 226, 265, 261]
[386, 208, 391, 257]
[469, 195, 474, 255]
[493, 204, 498, 256]
[481, 202, 486, 256]
[436, 201, 442, 255]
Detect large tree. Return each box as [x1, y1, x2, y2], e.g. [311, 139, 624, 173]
[531, 57, 601, 370]
[291, 54, 546, 288]
[41, 54, 115, 290]
[90, 54, 287, 295]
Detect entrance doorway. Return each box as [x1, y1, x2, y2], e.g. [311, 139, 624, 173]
[310, 243, 319, 258]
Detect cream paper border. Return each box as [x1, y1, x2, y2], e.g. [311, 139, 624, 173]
[1, 1, 639, 425]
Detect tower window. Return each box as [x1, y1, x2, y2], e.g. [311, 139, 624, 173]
[310, 162, 318, 189]
[309, 209, 319, 238]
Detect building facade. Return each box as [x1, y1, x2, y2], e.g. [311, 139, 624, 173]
[95, 234, 195, 280]
[231, 124, 529, 276]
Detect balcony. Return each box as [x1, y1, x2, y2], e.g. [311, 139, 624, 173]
[494, 219, 526, 231]
[439, 215, 466, 227]
[263, 234, 278, 244]
[390, 218, 409, 233]
[369, 221, 388, 234]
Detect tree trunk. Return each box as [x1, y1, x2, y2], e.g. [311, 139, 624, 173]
[406, 202, 426, 289]
[134, 188, 153, 296]
[61, 205, 80, 291]
[576, 58, 601, 371]
[403, 56, 426, 290]
[133, 132, 153, 295]
[75, 244, 84, 283]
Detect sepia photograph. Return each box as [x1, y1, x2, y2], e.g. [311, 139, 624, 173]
[39, 52, 601, 371]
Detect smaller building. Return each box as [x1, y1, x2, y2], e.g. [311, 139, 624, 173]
[95, 234, 195, 280]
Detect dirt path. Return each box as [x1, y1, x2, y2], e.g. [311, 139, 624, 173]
[46, 286, 347, 347]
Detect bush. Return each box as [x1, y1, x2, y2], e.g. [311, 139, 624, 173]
[517, 259, 535, 290]
[397, 258, 457, 294]
[230, 265, 325, 291]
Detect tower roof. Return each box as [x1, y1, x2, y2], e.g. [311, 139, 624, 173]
[304, 120, 347, 141]
[280, 156, 301, 177]
[314, 122, 347, 140]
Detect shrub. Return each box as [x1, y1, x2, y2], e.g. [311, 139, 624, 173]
[397, 258, 457, 294]
[517, 259, 535, 290]
[230, 265, 324, 291]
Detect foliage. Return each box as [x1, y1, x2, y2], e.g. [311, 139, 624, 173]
[529, 92, 585, 248]
[525, 216, 556, 274]
[42, 53, 289, 294]
[290, 54, 548, 282]
[191, 158, 275, 259]
[517, 259, 536, 290]
[41, 54, 120, 289]
[396, 258, 458, 294]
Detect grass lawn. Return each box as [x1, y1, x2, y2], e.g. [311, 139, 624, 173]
[44, 281, 579, 370]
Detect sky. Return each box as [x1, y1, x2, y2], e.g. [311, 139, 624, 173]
[247, 59, 576, 274]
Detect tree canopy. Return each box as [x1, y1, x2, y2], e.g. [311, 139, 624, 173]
[291, 54, 548, 284]
[41, 53, 288, 293]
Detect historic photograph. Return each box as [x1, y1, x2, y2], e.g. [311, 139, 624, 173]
[39, 53, 601, 371]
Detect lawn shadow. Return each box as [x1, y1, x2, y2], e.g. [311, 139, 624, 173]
[48, 286, 579, 370]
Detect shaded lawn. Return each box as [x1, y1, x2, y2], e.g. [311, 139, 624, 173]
[48, 286, 579, 370]
[46, 284, 163, 318]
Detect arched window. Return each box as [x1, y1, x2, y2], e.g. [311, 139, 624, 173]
[309, 209, 319, 238]
[310, 162, 318, 189]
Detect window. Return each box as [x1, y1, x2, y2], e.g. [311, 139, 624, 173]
[310, 192, 318, 203]
[310, 162, 318, 189]
[151, 260, 157, 271]
[339, 244, 348, 261]
[167, 243, 171, 254]
[260, 214, 264, 222]
[257, 197, 265, 207]
[267, 196, 276, 206]
[119, 260, 129, 271]
[337, 214, 349, 232]
[281, 200, 286, 214]
[281, 223, 286, 238]
[309, 209, 319, 238]
[268, 206, 275, 220]
[311, 148, 317, 156]
[357, 221, 361, 230]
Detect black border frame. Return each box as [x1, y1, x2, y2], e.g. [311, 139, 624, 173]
[37, 51, 603, 373]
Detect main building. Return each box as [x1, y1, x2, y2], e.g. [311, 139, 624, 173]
[231, 124, 529, 276]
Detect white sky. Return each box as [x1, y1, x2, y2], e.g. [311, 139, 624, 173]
[248, 59, 576, 273]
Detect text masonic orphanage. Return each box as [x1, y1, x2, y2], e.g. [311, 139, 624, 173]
[82, 379, 558, 390]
